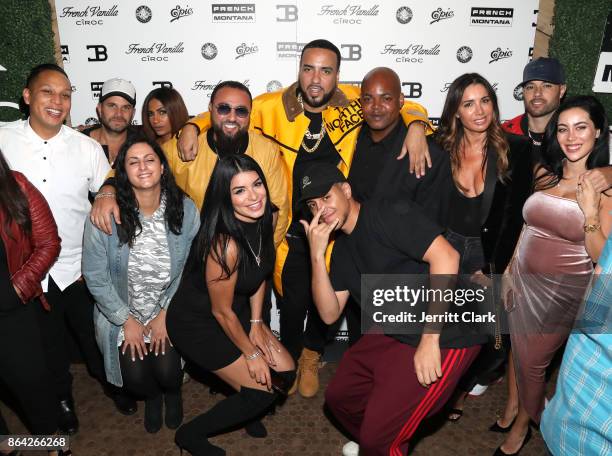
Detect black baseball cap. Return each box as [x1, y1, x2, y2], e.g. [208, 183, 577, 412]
[297, 163, 347, 205]
[520, 57, 565, 86]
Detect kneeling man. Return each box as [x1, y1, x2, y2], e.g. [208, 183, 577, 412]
[301, 163, 481, 456]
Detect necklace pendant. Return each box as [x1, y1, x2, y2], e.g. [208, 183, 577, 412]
[255, 256, 261, 267]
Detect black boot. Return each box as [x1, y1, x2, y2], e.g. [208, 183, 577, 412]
[144, 395, 163, 433]
[245, 419, 267, 438]
[57, 397, 79, 435]
[175, 386, 279, 456]
[104, 384, 137, 416]
[165, 390, 183, 429]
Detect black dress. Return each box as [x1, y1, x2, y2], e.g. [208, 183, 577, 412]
[166, 220, 274, 371]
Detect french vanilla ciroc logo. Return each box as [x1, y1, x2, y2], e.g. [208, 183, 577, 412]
[235, 43, 258, 59]
[212, 4, 255, 22]
[317, 4, 379, 25]
[125, 42, 185, 62]
[135, 5, 152, 23]
[170, 5, 193, 22]
[380, 43, 440, 63]
[430, 7, 454, 24]
[470, 7, 514, 27]
[396, 6, 413, 24]
[441, 81, 499, 92]
[59, 5, 118, 26]
[267, 80, 283, 92]
[201, 43, 218, 60]
[489, 47, 512, 63]
[277, 42, 306, 59]
[191, 80, 250, 98]
[456, 46, 473, 63]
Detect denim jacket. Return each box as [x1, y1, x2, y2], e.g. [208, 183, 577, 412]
[82, 197, 199, 386]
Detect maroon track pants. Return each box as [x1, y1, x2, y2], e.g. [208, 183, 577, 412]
[325, 334, 480, 456]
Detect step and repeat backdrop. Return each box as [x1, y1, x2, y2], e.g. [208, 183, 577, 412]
[56, 0, 539, 126]
[55, 0, 539, 338]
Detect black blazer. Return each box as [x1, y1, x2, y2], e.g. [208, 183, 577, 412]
[480, 133, 533, 274]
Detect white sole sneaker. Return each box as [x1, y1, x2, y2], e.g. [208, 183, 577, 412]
[342, 440, 359, 456]
[468, 383, 488, 396]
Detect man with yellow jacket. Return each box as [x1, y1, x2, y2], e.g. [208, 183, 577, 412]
[176, 39, 433, 399]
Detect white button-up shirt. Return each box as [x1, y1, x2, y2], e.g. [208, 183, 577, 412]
[0, 119, 110, 291]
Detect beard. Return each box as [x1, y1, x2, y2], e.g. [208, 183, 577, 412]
[212, 122, 249, 157]
[298, 85, 335, 109]
[100, 116, 129, 134]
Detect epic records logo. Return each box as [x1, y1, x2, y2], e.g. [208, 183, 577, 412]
[513, 84, 524, 101]
[201, 43, 218, 60]
[402, 82, 422, 98]
[276, 4, 298, 22]
[61, 45, 70, 63]
[90, 81, 104, 100]
[456, 46, 473, 63]
[170, 5, 193, 22]
[430, 7, 454, 24]
[489, 47, 512, 64]
[276, 42, 305, 59]
[136, 5, 152, 23]
[212, 4, 255, 23]
[152, 81, 174, 89]
[235, 43, 258, 59]
[396, 7, 413, 24]
[318, 4, 379, 25]
[341, 44, 362, 61]
[470, 7, 514, 27]
[87, 45, 108, 62]
[266, 80, 283, 92]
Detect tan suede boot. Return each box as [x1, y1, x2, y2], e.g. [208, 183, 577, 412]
[298, 347, 321, 397]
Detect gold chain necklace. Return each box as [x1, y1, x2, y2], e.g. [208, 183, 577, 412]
[298, 93, 326, 153]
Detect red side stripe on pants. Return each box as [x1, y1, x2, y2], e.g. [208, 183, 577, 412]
[389, 348, 467, 456]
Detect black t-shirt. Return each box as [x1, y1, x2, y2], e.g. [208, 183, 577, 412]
[519, 114, 543, 164]
[82, 124, 143, 165]
[349, 121, 403, 203]
[329, 199, 484, 348]
[289, 110, 341, 235]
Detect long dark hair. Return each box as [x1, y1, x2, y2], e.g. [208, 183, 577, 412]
[0, 149, 31, 236]
[114, 137, 186, 246]
[435, 73, 509, 190]
[141, 87, 189, 142]
[536, 95, 610, 191]
[193, 155, 273, 279]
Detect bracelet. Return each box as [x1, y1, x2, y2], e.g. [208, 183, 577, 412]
[245, 349, 262, 361]
[249, 319, 263, 323]
[584, 223, 601, 233]
[94, 191, 116, 200]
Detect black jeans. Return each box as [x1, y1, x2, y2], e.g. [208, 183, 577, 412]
[279, 236, 329, 361]
[445, 230, 508, 391]
[0, 303, 58, 434]
[35, 277, 106, 399]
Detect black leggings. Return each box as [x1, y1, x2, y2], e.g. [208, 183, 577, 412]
[118, 344, 182, 398]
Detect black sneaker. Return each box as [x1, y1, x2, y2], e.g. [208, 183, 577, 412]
[58, 398, 79, 435]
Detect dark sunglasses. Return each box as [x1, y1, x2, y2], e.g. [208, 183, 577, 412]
[214, 103, 250, 118]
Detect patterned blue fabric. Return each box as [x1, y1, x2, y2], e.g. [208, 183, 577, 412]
[541, 232, 612, 456]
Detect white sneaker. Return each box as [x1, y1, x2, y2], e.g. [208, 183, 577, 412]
[342, 441, 359, 456]
[468, 383, 488, 396]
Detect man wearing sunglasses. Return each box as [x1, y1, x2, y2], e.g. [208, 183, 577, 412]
[171, 39, 433, 399]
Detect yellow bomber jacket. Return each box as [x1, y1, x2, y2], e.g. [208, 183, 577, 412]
[161, 130, 290, 247]
[190, 83, 432, 295]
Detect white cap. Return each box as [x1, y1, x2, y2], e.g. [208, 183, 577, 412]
[100, 78, 136, 105]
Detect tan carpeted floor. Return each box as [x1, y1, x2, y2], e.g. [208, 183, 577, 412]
[2, 363, 550, 456]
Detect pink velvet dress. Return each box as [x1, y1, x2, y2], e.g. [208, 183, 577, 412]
[508, 191, 593, 422]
